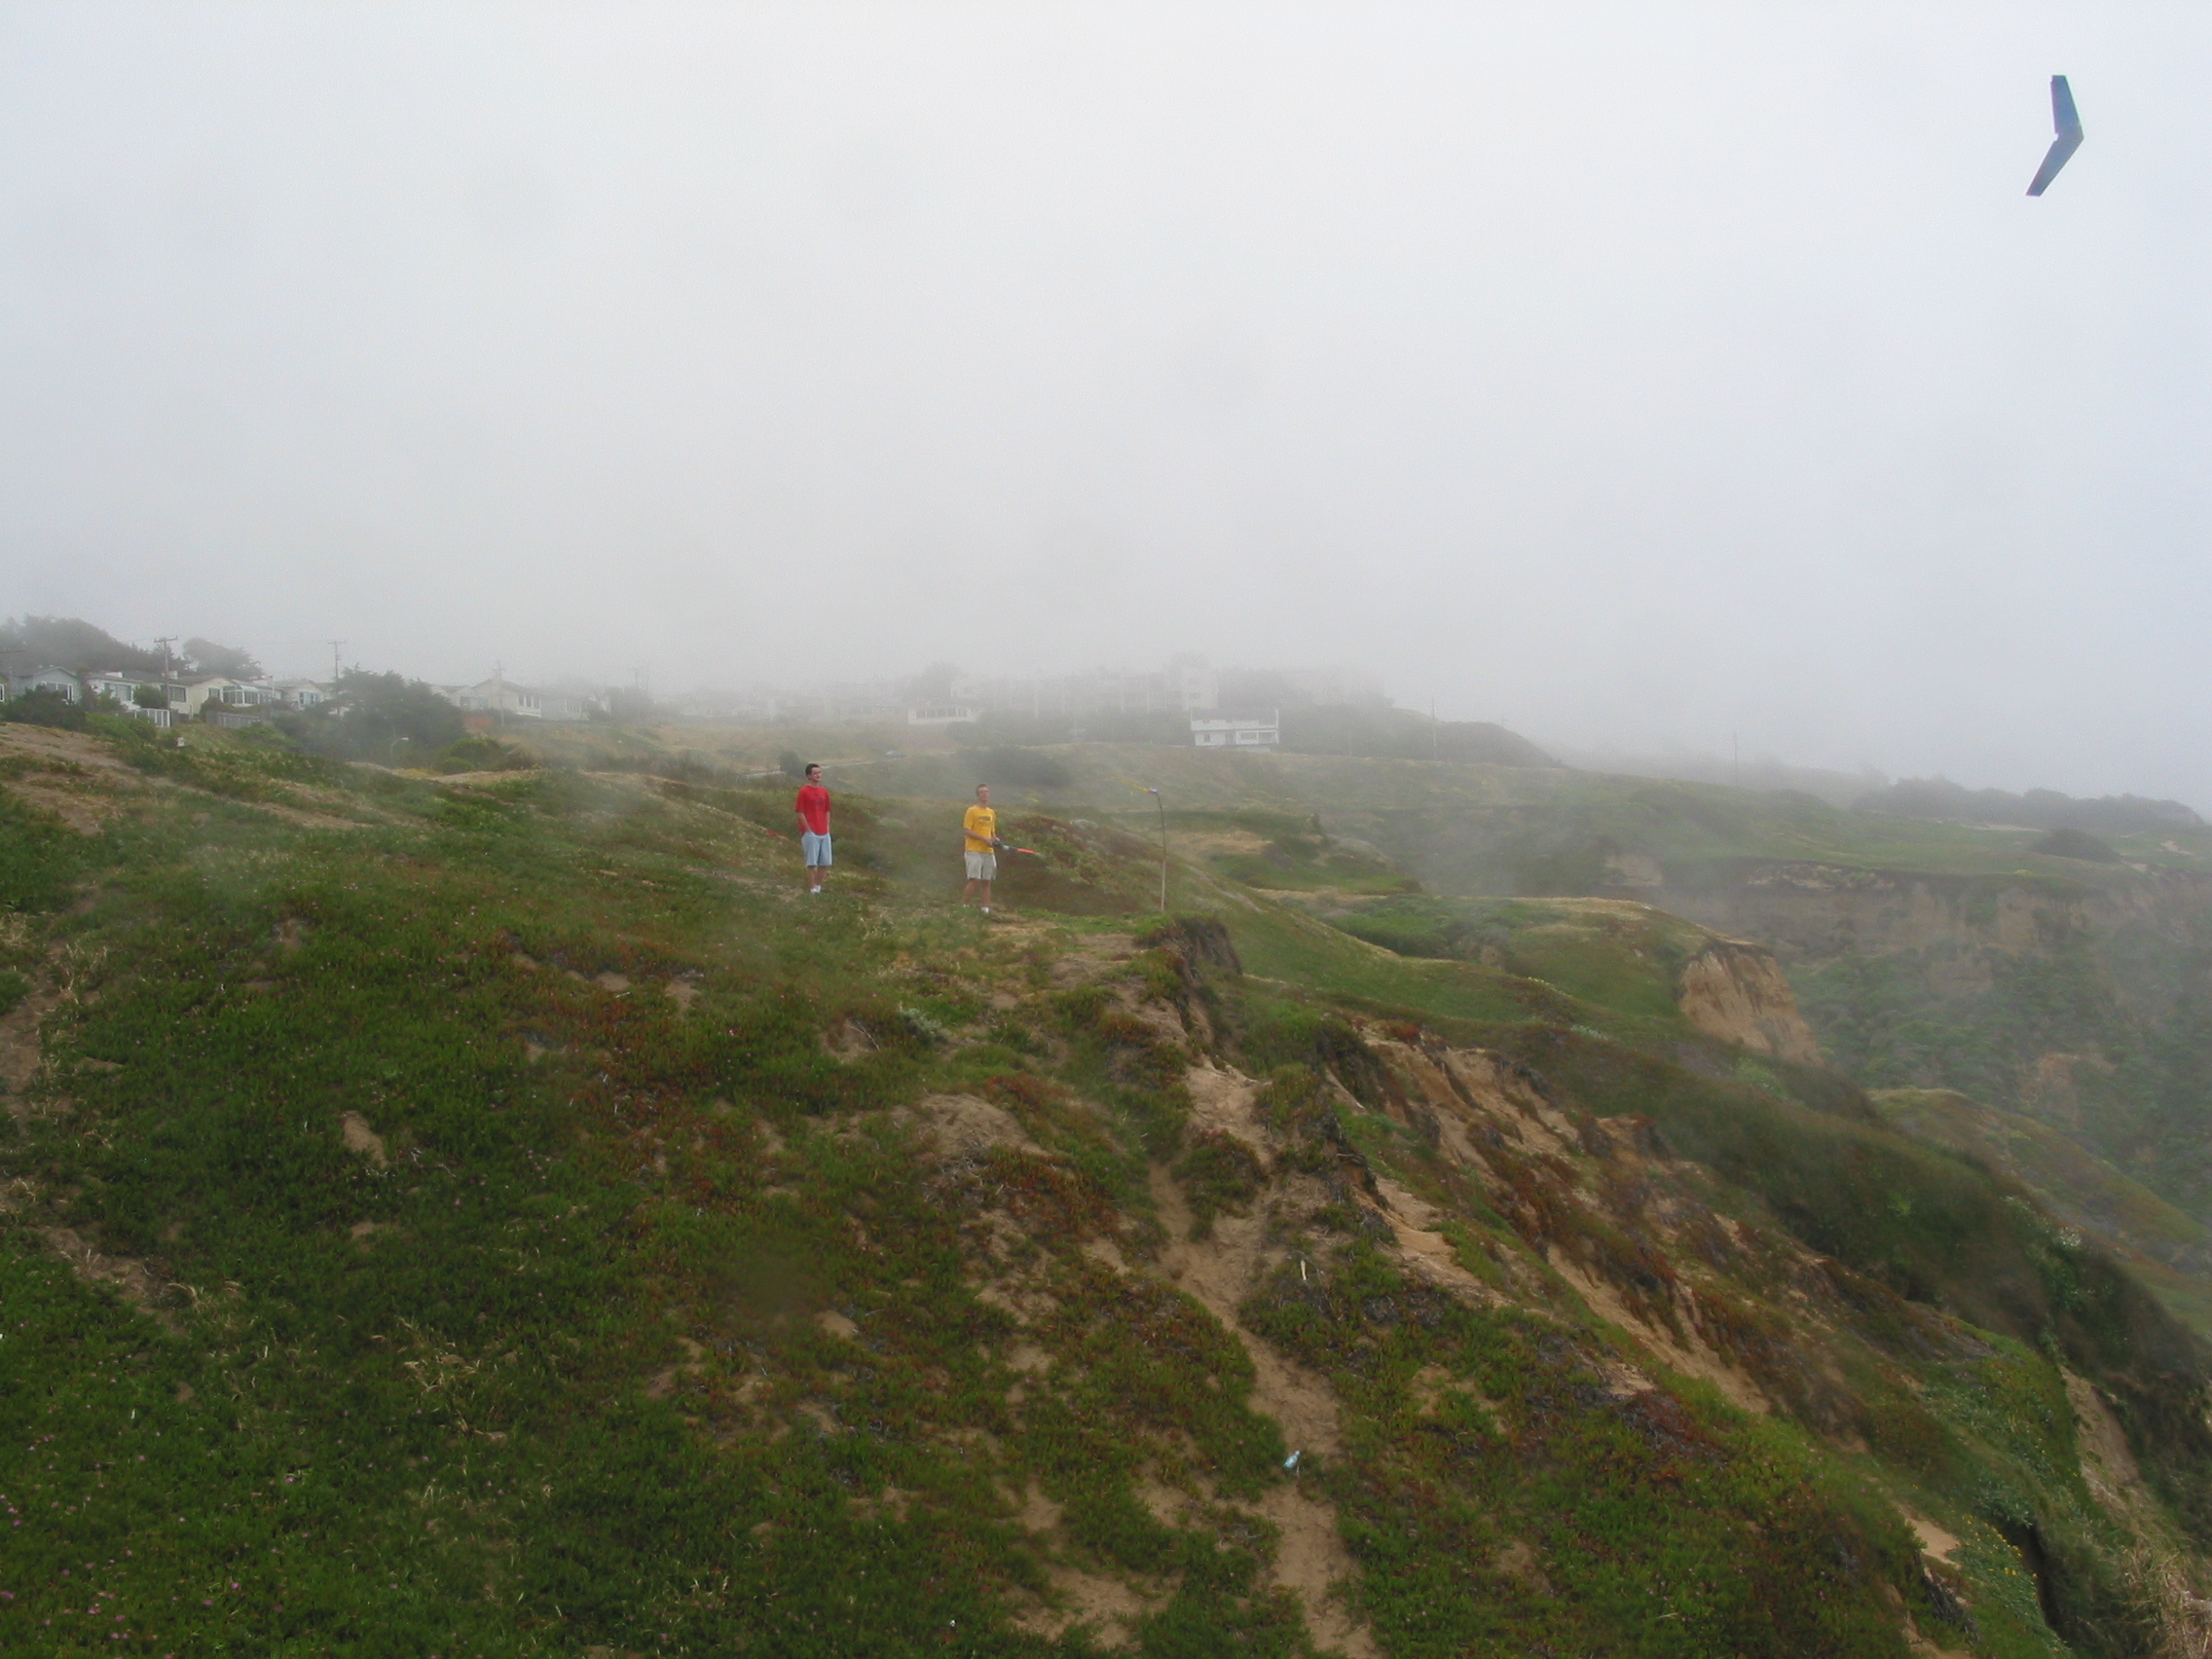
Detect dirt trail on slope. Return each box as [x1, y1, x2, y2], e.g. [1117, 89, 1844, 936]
[0, 977, 66, 1111]
[1153, 1064, 1379, 1659]
[0, 957, 181, 1329]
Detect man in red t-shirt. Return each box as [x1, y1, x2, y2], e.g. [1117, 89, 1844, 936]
[793, 763, 831, 894]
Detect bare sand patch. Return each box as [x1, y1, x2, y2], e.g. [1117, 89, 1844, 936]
[42, 1225, 179, 1332]
[340, 1111, 387, 1167]
[907, 1092, 1037, 1158]
[1903, 1511, 1962, 1562]
[0, 976, 64, 1109]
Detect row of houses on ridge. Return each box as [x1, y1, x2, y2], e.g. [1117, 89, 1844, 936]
[1, 665, 609, 729]
[1, 666, 333, 729]
[4, 656, 1346, 750]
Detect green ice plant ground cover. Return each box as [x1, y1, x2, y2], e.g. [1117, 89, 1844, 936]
[0, 757, 1322, 1656]
[0, 728, 2206, 1656]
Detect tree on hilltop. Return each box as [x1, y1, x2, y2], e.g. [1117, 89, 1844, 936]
[0, 615, 165, 674]
[602, 686, 659, 722]
[276, 669, 463, 762]
[182, 637, 264, 679]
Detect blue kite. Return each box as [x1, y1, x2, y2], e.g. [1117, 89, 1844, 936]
[2027, 75, 2083, 196]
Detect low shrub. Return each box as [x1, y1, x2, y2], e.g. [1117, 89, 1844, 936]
[2, 686, 86, 729]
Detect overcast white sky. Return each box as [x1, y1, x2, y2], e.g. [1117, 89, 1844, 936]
[3, 4, 2207, 801]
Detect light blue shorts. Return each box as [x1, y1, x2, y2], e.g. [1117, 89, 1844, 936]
[801, 830, 832, 866]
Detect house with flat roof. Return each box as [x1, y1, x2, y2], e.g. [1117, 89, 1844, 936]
[1191, 711, 1281, 750]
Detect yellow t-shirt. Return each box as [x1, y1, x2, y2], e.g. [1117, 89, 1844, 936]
[963, 804, 998, 853]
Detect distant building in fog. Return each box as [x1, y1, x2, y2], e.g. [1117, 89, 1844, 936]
[434, 677, 592, 721]
[653, 656, 1380, 729]
[1191, 711, 1280, 750]
[947, 657, 1219, 721]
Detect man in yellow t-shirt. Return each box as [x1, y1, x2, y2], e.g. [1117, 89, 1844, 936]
[961, 785, 999, 913]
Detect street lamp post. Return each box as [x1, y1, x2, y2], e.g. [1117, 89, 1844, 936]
[1146, 787, 1168, 912]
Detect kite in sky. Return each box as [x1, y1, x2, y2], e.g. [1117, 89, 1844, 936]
[2027, 75, 2083, 196]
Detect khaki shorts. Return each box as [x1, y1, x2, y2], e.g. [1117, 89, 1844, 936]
[964, 850, 997, 881]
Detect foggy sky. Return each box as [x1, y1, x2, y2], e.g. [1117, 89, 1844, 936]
[4, 5, 2208, 804]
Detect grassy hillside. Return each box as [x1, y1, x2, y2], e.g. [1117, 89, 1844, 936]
[372, 722, 2212, 1235]
[1870, 1089, 2212, 1338]
[800, 741, 2212, 1229]
[3, 718, 2211, 1655]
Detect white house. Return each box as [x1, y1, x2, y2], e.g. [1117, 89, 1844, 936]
[82, 672, 173, 727]
[266, 678, 330, 710]
[1191, 711, 1281, 750]
[443, 678, 588, 721]
[166, 676, 275, 719]
[84, 672, 153, 704]
[906, 704, 980, 727]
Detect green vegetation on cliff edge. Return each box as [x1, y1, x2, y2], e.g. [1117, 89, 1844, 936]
[1, 719, 2209, 1655]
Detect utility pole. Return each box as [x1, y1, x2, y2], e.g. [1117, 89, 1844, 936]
[155, 637, 176, 680]
[1147, 787, 1168, 912]
[326, 641, 346, 684]
[1732, 732, 1740, 790]
[1430, 693, 1439, 762]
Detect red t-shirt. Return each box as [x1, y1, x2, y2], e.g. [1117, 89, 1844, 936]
[794, 784, 830, 835]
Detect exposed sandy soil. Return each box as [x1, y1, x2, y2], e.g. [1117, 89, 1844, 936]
[40, 1224, 180, 1333]
[1549, 1256, 1771, 1416]
[1904, 1511, 1963, 1562]
[1369, 1033, 1786, 1414]
[1148, 1068, 1379, 1658]
[644, 1337, 708, 1401]
[0, 723, 378, 832]
[1047, 934, 1137, 989]
[429, 769, 545, 787]
[243, 799, 369, 830]
[2065, 1370, 2153, 1527]
[0, 975, 65, 1110]
[0, 723, 146, 830]
[1182, 1062, 1272, 1157]
[1012, 1557, 1150, 1649]
[1676, 940, 1822, 1062]
[903, 1091, 1038, 1158]
[340, 1111, 388, 1167]
[0, 722, 144, 779]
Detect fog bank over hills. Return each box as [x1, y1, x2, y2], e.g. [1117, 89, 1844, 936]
[1550, 740, 2208, 828]
[7, 7, 2209, 806]
[10, 608, 2201, 828]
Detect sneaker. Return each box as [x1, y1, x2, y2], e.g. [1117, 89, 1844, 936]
[980, 905, 991, 914]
